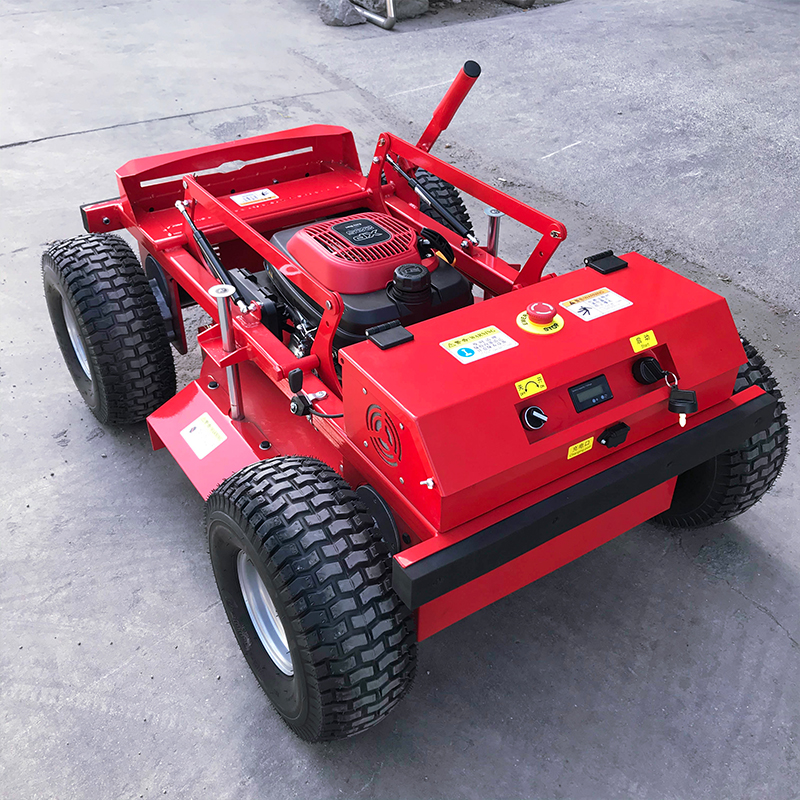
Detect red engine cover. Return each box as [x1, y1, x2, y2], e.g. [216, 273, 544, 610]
[286, 212, 420, 294]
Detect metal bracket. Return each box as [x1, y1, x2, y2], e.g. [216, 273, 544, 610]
[350, 0, 396, 29]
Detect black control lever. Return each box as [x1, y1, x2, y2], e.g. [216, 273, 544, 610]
[287, 368, 343, 419]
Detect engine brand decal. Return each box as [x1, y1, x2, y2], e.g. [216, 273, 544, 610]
[180, 412, 227, 459]
[230, 187, 279, 207]
[567, 437, 594, 460]
[440, 326, 518, 364]
[630, 329, 658, 353]
[560, 287, 632, 321]
[515, 373, 547, 399]
[332, 218, 391, 247]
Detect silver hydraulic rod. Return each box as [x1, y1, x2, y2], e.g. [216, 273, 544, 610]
[209, 284, 244, 421]
[349, 0, 396, 30]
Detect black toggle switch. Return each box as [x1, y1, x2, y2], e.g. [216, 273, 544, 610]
[632, 356, 666, 385]
[521, 406, 548, 431]
[598, 421, 630, 448]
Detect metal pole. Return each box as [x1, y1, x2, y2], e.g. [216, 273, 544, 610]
[209, 284, 244, 421]
[349, 0, 396, 30]
[484, 207, 504, 257]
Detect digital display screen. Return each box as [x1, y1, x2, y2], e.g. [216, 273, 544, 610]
[569, 375, 613, 413]
[574, 384, 606, 404]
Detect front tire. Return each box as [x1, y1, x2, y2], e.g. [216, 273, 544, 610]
[654, 336, 789, 528]
[42, 234, 175, 424]
[207, 457, 417, 741]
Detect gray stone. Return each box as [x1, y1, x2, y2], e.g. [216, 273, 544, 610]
[356, 0, 430, 21]
[318, 0, 366, 26]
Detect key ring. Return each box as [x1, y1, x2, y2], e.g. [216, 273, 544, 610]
[664, 371, 678, 388]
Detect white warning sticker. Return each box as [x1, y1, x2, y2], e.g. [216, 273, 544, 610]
[440, 325, 519, 364]
[230, 187, 279, 207]
[560, 287, 632, 321]
[180, 412, 227, 459]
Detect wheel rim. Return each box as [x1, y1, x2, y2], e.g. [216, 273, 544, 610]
[61, 296, 91, 380]
[236, 551, 293, 676]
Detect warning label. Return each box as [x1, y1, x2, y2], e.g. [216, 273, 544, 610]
[515, 373, 547, 399]
[560, 287, 632, 321]
[440, 326, 519, 364]
[180, 412, 227, 459]
[230, 187, 279, 207]
[630, 329, 658, 353]
[567, 437, 594, 460]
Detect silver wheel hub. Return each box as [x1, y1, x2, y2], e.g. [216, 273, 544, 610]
[61, 296, 91, 380]
[236, 551, 293, 676]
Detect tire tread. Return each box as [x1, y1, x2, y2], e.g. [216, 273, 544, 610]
[209, 457, 416, 741]
[42, 234, 175, 424]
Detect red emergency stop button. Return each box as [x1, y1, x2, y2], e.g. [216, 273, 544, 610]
[527, 302, 557, 325]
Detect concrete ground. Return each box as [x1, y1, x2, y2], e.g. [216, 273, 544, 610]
[1, 0, 798, 798]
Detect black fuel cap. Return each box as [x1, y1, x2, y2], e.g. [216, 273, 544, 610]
[391, 263, 431, 304]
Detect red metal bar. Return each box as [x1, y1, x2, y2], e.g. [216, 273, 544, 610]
[370, 132, 567, 289]
[181, 176, 345, 397]
[416, 61, 482, 153]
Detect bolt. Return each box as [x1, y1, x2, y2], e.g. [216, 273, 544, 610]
[102, 217, 110, 225]
[461, 240, 470, 250]
[259, 441, 271, 450]
[399, 422, 404, 430]
[362, 388, 367, 395]
[372, 156, 380, 163]
[208, 381, 219, 390]
[399, 477, 405, 484]
[325, 300, 333, 310]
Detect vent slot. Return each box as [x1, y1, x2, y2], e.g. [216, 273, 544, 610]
[366, 404, 402, 467]
[305, 213, 415, 264]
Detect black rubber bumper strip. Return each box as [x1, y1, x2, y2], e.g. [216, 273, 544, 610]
[393, 392, 776, 609]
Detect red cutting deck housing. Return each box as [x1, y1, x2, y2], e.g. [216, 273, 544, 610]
[81, 74, 769, 642]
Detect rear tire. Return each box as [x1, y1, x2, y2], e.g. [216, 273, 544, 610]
[42, 234, 175, 424]
[653, 336, 788, 528]
[207, 457, 417, 741]
[416, 168, 473, 235]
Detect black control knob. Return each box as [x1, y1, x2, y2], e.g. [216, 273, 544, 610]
[390, 263, 432, 305]
[521, 406, 548, 431]
[632, 356, 666, 385]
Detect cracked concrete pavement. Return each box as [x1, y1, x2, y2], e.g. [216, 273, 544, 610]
[1, 0, 798, 798]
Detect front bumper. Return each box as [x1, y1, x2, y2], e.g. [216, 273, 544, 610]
[393, 391, 776, 610]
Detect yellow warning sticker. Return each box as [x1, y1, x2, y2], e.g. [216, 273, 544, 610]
[440, 326, 518, 364]
[515, 373, 548, 399]
[180, 412, 227, 459]
[630, 330, 658, 353]
[567, 437, 594, 460]
[560, 287, 632, 321]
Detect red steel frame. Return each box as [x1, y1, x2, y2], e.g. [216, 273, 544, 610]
[82, 64, 754, 641]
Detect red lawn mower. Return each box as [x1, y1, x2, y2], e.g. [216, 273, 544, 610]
[43, 61, 788, 741]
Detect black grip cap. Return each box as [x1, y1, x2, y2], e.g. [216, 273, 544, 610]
[463, 61, 481, 78]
